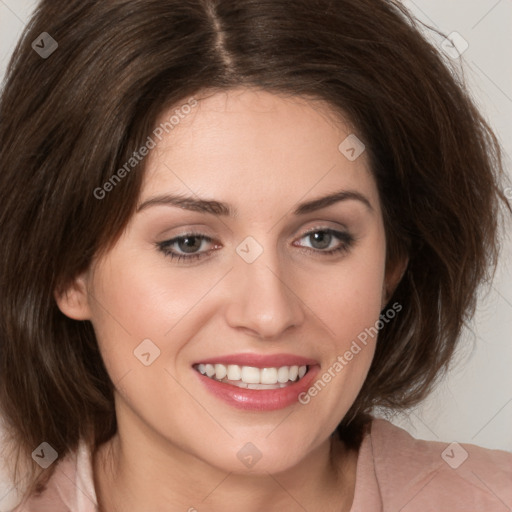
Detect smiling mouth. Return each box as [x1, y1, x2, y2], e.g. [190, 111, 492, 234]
[194, 363, 309, 390]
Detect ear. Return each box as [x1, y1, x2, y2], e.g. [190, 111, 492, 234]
[54, 272, 92, 320]
[381, 254, 408, 309]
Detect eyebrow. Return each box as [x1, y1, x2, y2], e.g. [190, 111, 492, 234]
[136, 189, 373, 216]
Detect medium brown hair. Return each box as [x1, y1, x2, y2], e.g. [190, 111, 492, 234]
[0, 0, 510, 499]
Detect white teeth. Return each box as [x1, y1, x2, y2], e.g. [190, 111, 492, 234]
[241, 366, 260, 384]
[196, 363, 308, 386]
[277, 366, 289, 383]
[227, 364, 241, 381]
[260, 367, 278, 384]
[215, 363, 227, 380]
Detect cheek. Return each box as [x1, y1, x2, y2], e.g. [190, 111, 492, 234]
[86, 250, 231, 390]
[332, 256, 385, 342]
[303, 231, 387, 349]
[88, 250, 209, 341]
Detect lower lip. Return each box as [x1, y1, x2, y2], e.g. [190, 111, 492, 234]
[194, 366, 321, 411]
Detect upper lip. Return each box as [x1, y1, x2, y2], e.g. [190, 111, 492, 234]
[193, 353, 318, 368]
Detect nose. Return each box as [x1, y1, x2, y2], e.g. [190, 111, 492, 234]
[224, 244, 305, 340]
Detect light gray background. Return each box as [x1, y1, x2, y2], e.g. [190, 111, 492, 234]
[1, 0, 511, 509]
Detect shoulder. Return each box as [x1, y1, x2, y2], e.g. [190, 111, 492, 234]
[367, 418, 512, 511]
[11, 441, 97, 512]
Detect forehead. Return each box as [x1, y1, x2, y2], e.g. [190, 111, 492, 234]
[140, 87, 379, 215]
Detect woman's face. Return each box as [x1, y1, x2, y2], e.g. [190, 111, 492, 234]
[60, 87, 395, 474]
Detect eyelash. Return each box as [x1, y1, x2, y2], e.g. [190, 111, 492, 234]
[156, 228, 355, 264]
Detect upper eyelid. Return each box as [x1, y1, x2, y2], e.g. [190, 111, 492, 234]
[163, 221, 350, 240]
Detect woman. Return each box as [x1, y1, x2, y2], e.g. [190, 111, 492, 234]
[0, 0, 510, 511]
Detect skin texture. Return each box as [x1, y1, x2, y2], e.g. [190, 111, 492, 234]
[56, 87, 405, 512]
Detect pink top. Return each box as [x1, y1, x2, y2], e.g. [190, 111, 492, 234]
[13, 418, 512, 511]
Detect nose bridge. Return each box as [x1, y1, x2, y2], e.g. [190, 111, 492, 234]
[225, 235, 305, 339]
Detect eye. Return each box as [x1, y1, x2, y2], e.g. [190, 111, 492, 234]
[294, 228, 355, 256]
[156, 233, 217, 263]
